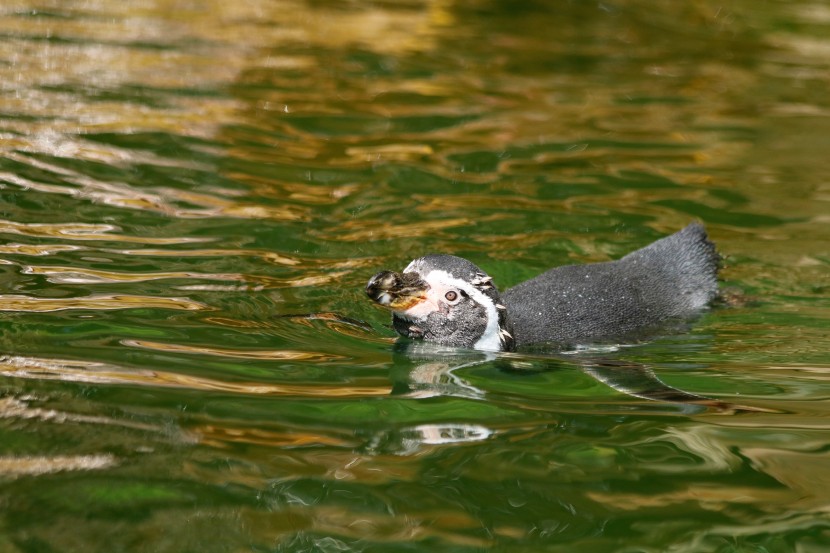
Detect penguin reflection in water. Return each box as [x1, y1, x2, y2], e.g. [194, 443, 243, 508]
[367, 223, 752, 412]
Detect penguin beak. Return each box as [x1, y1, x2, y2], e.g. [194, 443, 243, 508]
[366, 271, 429, 310]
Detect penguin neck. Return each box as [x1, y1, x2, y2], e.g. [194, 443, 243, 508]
[476, 290, 516, 352]
[495, 306, 516, 352]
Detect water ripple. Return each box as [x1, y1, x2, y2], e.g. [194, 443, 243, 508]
[0, 243, 82, 256]
[0, 355, 390, 398]
[0, 454, 118, 477]
[21, 264, 252, 285]
[122, 339, 346, 362]
[193, 424, 356, 449]
[0, 293, 207, 312]
[321, 215, 507, 242]
[0, 219, 208, 244]
[105, 247, 300, 266]
[0, 156, 310, 222]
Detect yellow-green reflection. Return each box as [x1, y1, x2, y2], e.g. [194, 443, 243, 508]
[0, 294, 207, 312]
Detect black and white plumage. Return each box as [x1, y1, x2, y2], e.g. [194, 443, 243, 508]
[366, 223, 720, 352]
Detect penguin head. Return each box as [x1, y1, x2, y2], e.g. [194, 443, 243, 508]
[366, 254, 514, 352]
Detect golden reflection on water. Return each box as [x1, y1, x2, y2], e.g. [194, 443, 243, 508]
[742, 448, 830, 510]
[122, 339, 346, 363]
[0, 293, 207, 312]
[2, 153, 309, 222]
[160, 187, 310, 222]
[0, 243, 82, 256]
[586, 419, 830, 523]
[0, 454, 118, 477]
[109, 247, 299, 266]
[0, 395, 158, 432]
[343, 144, 435, 164]
[0, 1, 266, 143]
[104, 248, 377, 274]
[413, 193, 562, 213]
[194, 424, 355, 449]
[325, 215, 508, 242]
[243, 506, 493, 549]
[0, 219, 207, 244]
[22, 265, 246, 284]
[586, 483, 792, 512]
[0, 0, 456, 171]
[0, 354, 390, 398]
[12, 260, 357, 290]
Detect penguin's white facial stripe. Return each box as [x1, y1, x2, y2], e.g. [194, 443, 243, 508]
[401, 269, 501, 352]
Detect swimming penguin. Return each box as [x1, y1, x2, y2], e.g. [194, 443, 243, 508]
[366, 223, 719, 352]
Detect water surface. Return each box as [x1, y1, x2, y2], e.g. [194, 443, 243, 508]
[1, 1, 829, 552]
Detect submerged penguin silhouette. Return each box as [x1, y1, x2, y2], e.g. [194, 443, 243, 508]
[367, 223, 719, 351]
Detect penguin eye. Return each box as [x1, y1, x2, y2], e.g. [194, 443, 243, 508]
[444, 291, 458, 302]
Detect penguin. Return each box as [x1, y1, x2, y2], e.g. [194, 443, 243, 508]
[366, 223, 720, 352]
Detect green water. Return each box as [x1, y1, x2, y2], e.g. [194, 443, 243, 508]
[1, 1, 829, 551]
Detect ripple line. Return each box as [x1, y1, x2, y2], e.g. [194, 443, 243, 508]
[1, 154, 311, 222]
[22, 264, 248, 285]
[0, 454, 117, 477]
[0, 243, 83, 256]
[122, 339, 345, 362]
[0, 294, 208, 312]
[0, 218, 209, 244]
[0, 355, 390, 398]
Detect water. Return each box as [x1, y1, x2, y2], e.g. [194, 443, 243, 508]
[1, 1, 829, 551]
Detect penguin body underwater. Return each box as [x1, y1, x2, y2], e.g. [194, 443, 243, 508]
[366, 223, 720, 352]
